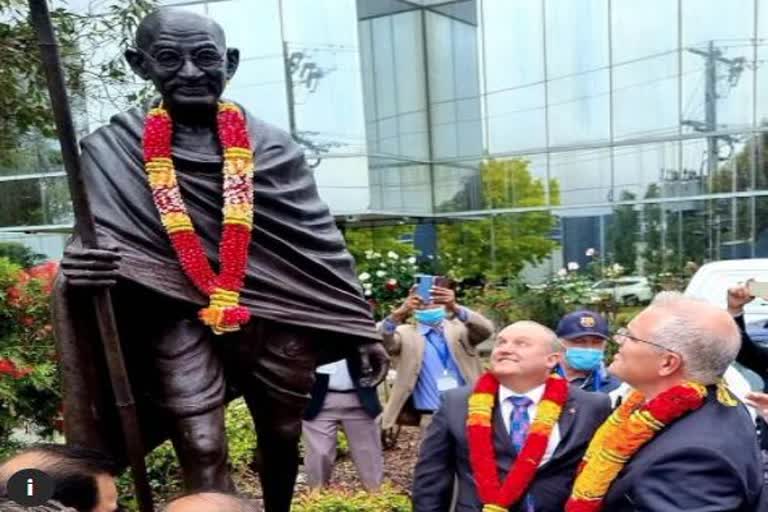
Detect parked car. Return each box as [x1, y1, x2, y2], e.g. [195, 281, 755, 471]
[591, 276, 653, 305]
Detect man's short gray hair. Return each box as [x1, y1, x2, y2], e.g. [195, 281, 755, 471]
[0, 498, 76, 511]
[649, 291, 740, 384]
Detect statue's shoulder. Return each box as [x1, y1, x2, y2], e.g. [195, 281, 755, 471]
[238, 105, 300, 154]
[80, 107, 144, 152]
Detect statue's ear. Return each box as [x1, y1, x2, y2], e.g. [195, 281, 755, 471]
[226, 48, 240, 81]
[125, 48, 150, 80]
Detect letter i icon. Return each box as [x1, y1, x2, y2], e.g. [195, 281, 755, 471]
[26, 478, 34, 497]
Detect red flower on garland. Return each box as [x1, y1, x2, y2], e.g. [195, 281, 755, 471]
[467, 372, 568, 511]
[565, 382, 708, 512]
[143, 102, 255, 334]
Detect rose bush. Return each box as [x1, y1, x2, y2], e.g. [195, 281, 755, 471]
[0, 257, 61, 454]
[355, 249, 420, 320]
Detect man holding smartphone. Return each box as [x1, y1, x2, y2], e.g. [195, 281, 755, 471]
[379, 277, 494, 432]
[727, 282, 768, 483]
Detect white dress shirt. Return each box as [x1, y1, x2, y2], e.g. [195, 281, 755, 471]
[499, 383, 561, 466]
[316, 359, 355, 391]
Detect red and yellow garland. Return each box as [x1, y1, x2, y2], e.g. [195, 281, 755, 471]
[143, 102, 254, 334]
[564, 381, 708, 512]
[467, 372, 568, 512]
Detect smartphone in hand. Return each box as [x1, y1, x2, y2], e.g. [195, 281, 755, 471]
[747, 280, 768, 299]
[415, 274, 434, 303]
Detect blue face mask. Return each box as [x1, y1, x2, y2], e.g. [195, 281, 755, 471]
[415, 306, 446, 325]
[565, 347, 604, 371]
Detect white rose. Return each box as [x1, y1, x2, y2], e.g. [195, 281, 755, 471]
[585, 248, 596, 257]
[567, 262, 580, 271]
[379, 262, 386, 268]
[376, 270, 386, 278]
[358, 272, 371, 281]
[408, 256, 417, 264]
[387, 278, 397, 286]
[364, 290, 372, 297]
[557, 268, 568, 277]
[387, 251, 399, 260]
[363, 282, 373, 290]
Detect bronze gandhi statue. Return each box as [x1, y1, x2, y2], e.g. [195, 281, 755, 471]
[53, 9, 388, 512]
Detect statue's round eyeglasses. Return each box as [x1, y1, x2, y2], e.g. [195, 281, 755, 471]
[133, 47, 224, 72]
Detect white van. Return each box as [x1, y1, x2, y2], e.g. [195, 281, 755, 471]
[684, 258, 768, 327]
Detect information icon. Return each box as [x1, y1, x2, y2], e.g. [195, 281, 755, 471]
[6, 469, 54, 506]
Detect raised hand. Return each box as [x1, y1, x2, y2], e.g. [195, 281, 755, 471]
[727, 283, 755, 315]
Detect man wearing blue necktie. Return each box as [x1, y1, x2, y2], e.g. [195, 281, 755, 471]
[413, 321, 612, 511]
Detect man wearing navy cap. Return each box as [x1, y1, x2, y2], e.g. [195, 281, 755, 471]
[556, 310, 623, 396]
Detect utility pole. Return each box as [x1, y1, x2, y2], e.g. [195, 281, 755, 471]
[682, 41, 745, 177]
[682, 41, 745, 260]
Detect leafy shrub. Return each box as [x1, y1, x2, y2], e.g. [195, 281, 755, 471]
[0, 242, 45, 268]
[337, 430, 349, 457]
[0, 258, 60, 445]
[462, 283, 530, 329]
[226, 398, 258, 470]
[293, 485, 411, 512]
[117, 398, 259, 509]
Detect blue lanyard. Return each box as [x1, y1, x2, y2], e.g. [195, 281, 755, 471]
[581, 369, 604, 391]
[425, 330, 452, 370]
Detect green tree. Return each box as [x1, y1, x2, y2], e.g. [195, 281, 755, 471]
[0, 0, 155, 171]
[641, 184, 665, 275]
[436, 158, 560, 281]
[0, 242, 44, 267]
[607, 191, 639, 274]
[641, 183, 708, 275]
[342, 224, 416, 265]
[710, 131, 768, 248]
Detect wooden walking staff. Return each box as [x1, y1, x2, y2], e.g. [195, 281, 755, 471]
[27, 1, 154, 510]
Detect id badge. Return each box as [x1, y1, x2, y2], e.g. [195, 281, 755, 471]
[437, 372, 459, 392]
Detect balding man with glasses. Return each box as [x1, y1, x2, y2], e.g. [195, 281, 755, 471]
[565, 292, 764, 512]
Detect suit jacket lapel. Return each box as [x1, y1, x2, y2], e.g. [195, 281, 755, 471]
[544, 390, 578, 465]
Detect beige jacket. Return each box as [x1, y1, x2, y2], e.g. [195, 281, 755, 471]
[380, 309, 494, 430]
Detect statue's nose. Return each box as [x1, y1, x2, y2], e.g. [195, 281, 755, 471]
[178, 57, 203, 79]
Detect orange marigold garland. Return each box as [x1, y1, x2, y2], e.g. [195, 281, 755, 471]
[467, 372, 568, 511]
[564, 381, 708, 512]
[143, 102, 254, 334]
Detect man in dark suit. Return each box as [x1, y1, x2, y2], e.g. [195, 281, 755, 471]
[590, 292, 764, 511]
[726, 283, 768, 482]
[412, 320, 612, 512]
[302, 357, 383, 490]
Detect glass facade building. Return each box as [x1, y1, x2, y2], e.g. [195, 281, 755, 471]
[4, 0, 768, 281]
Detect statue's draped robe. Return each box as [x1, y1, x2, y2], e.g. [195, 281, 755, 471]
[52, 105, 377, 460]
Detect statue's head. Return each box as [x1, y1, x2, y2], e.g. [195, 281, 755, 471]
[125, 9, 239, 114]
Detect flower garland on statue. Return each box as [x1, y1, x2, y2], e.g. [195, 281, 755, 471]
[143, 101, 254, 334]
[467, 372, 569, 512]
[564, 381, 709, 512]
